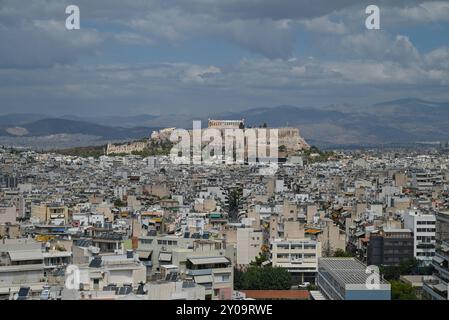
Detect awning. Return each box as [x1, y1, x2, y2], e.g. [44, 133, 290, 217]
[188, 256, 230, 265]
[433, 256, 444, 264]
[137, 250, 152, 260]
[434, 283, 448, 292]
[8, 250, 43, 261]
[194, 275, 213, 284]
[159, 252, 172, 262]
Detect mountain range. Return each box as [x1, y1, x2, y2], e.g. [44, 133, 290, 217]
[1, 98, 448, 149]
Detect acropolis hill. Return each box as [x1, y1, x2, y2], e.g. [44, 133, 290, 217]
[106, 119, 310, 156]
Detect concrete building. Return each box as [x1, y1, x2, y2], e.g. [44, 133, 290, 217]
[146, 280, 206, 300]
[0, 240, 46, 299]
[317, 258, 391, 300]
[404, 210, 436, 265]
[31, 204, 69, 225]
[0, 206, 17, 224]
[77, 252, 146, 290]
[423, 241, 449, 300]
[367, 229, 414, 266]
[185, 255, 233, 300]
[436, 210, 449, 243]
[271, 238, 321, 284]
[236, 227, 263, 267]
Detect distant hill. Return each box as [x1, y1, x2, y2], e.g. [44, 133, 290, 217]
[0, 113, 47, 126]
[207, 98, 449, 146]
[59, 114, 160, 128]
[1, 98, 449, 148]
[0, 118, 157, 140]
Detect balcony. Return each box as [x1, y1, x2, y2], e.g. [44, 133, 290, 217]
[423, 276, 448, 300]
[186, 268, 212, 276]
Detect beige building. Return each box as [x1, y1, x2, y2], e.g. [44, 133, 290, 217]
[319, 219, 347, 256]
[394, 173, 408, 187]
[0, 206, 17, 224]
[236, 228, 263, 266]
[271, 238, 321, 284]
[31, 204, 69, 225]
[194, 198, 217, 212]
[284, 220, 305, 239]
[146, 280, 206, 300]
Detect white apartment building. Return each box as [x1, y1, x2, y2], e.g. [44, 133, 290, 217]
[270, 238, 321, 284]
[404, 209, 436, 265]
[236, 228, 263, 266]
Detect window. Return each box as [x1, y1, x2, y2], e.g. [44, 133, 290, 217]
[140, 239, 153, 245]
[214, 274, 230, 283]
[304, 244, 316, 250]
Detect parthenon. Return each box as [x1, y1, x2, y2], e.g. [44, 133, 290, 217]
[208, 119, 245, 129]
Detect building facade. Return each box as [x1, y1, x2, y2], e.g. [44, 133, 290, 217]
[317, 258, 391, 300]
[367, 229, 414, 266]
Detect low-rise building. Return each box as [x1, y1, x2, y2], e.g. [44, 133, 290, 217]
[367, 228, 414, 266]
[271, 238, 321, 284]
[317, 258, 391, 300]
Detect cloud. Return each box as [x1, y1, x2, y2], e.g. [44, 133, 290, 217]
[1, 0, 445, 62]
[113, 32, 154, 45]
[301, 16, 349, 34]
[0, 0, 449, 116]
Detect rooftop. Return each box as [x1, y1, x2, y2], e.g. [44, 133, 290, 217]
[319, 258, 389, 286]
[241, 290, 310, 300]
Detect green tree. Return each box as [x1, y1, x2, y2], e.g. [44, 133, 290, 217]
[233, 268, 245, 290]
[390, 280, 418, 300]
[398, 258, 418, 275]
[236, 267, 291, 290]
[249, 252, 269, 267]
[223, 187, 243, 222]
[333, 248, 353, 257]
[379, 266, 400, 281]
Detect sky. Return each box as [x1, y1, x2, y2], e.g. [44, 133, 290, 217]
[1, 0, 449, 116]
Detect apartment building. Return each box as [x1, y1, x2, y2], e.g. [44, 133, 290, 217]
[31, 204, 69, 225]
[77, 251, 146, 290]
[0, 239, 46, 299]
[185, 255, 233, 300]
[317, 258, 391, 300]
[270, 238, 321, 284]
[367, 229, 414, 266]
[136, 234, 194, 275]
[0, 206, 17, 224]
[423, 241, 449, 300]
[404, 210, 436, 265]
[236, 227, 263, 267]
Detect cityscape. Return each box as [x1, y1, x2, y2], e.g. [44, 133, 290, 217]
[1, 0, 449, 309]
[2, 120, 449, 301]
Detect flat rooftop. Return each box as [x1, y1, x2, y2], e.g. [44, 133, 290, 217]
[319, 258, 389, 286]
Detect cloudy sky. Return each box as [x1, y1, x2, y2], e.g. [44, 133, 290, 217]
[1, 0, 449, 116]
